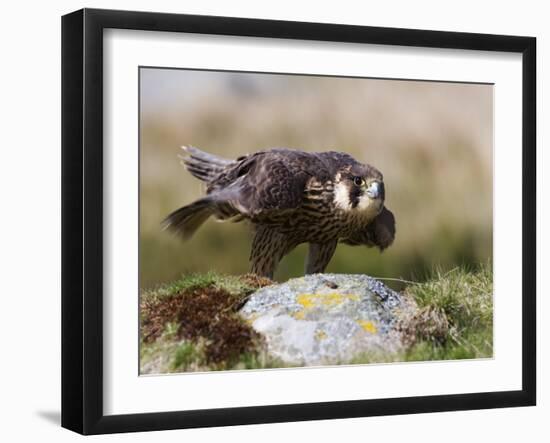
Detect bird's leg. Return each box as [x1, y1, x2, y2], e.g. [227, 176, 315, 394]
[250, 226, 294, 279]
[305, 240, 338, 275]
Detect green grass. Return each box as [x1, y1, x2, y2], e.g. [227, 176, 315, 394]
[172, 342, 201, 371]
[141, 271, 271, 302]
[346, 264, 492, 365]
[403, 263, 493, 361]
[140, 265, 493, 374]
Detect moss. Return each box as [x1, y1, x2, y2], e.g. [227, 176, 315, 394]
[140, 272, 273, 373]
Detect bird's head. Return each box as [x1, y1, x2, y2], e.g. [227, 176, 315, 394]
[333, 164, 385, 219]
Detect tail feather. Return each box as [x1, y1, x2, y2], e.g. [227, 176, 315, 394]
[183, 162, 215, 182]
[162, 198, 213, 240]
[179, 145, 233, 183]
[184, 145, 233, 166]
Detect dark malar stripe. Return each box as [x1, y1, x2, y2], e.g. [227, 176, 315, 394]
[349, 186, 362, 208]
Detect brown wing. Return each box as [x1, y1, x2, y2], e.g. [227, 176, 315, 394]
[206, 149, 328, 218]
[341, 206, 396, 251]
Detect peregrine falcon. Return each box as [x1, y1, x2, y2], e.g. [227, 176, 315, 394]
[163, 146, 396, 278]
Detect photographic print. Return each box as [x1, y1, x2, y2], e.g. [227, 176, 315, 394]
[62, 9, 536, 433]
[139, 68, 494, 374]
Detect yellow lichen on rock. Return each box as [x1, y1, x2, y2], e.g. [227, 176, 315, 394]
[315, 330, 328, 341]
[245, 313, 260, 325]
[296, 293, 316, 309]
[357, 320, 378, 334]
[296, 293, 360, 309]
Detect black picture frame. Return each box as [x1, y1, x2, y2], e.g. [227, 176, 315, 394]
[61, 8, 536, 435]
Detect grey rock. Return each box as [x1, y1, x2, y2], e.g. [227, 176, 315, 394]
[240, 274, 411, 366]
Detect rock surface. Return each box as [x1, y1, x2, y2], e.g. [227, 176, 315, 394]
[240, 274, 412, 366]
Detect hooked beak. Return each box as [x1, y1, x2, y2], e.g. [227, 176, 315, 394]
[366, 181, 384, 199]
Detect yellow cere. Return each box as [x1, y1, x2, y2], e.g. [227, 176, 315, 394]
[357, 320, 378, 334]
[296, 293, 360, 309]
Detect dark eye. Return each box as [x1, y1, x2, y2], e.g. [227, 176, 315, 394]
[353, 176, 364, 187]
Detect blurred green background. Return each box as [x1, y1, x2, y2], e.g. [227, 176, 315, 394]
[139, 68, 493, 291]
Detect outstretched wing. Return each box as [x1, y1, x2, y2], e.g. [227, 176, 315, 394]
[341, 206, 396, 251]
[207, 149, 325, 220]
[165, 149, 326, 238]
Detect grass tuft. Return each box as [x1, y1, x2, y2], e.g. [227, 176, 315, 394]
[172, 342, 201, 371]
[400, 263, 493, 360]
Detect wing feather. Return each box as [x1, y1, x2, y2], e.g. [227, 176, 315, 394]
[341, 206, 396, 250]
[206, 149, 327, 219]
